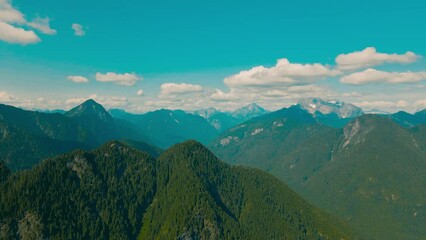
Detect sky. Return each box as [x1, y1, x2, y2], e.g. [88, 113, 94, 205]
[1, 0, 426, 113]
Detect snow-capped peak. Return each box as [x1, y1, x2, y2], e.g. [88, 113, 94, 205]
[298, 98, 363, 119]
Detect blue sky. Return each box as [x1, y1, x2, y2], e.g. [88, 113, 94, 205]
[1, 0, 426, 112]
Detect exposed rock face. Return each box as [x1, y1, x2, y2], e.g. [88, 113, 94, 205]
[298, 98, 364, 119]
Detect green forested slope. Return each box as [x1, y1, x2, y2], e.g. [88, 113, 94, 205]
[0, 141, 353, 240]
[0, 142, 157, 239]
[210, 113, 426, 240]
[0, 101, 154, 171]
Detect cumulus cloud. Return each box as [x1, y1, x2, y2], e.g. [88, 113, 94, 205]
[224, 58, 340, 88]
[71, 23, 85, 36]
[336, 47, 420, 70]
[0, 91, 17, 103]
[354, 100, 409, 110]
[205, 57, 340, 110]
[415, 99, 426, 110]
[160, 83, 203, 96]
[65, 94, 129, 109]
[340, 68, 426, 85]
[0, 91, 63, 109]
[210, 89, 236, 102]
[0, 0, 56, 44]
[95, 72, 142, 86]
[342, 91, 363, 98]
[137, 89, 144, 96]
[0, 21, 40, 44]
[0, 0, 25, 24]
[67, 75, 88, 83]
[28, 17, 56, 35]
[27, 16, 56, 35]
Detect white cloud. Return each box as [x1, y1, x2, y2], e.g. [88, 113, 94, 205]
[0, 0, 56, 44]
[336, 47, 420, 70]
[224, 58, 340, 88]
[0, 21, 40, 44]
[27, 16, 56, 35]
[71, 23, 85, 36]
[95, 72, 142, 86]
[0, 0, 25, 24]
[67, 75, 88, 83]
[137, 89, 144, 96]
[0, 91, 17, 103]
[65, 94, 129, 109]
[342, 91, 363, 98]
[0, 91, 62, 109]
[415, 100, 426, 110]
[206, 57, 340, 110]
[160, 83, 203, 96]
[340, 68, 426, 85]
[354, 100, 409, 110]
[210, 89, 236, 102]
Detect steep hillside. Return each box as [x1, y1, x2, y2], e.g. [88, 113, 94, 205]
[211, 113, 426, 239]
[0, 142, 157, 239]
[0, 141, 354, 240]
[0, 104, 95, 145]
[0, 122, 87, 171]
[0, 101, 153, 171]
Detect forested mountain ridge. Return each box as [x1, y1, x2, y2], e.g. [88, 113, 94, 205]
[0, 141, 355, 240]
[0, 104, 96, 144]
[210, 112, 426, 240]
[0, 100, 161, 171]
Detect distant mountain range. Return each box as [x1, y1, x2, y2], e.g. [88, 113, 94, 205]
[0, 141, 353, 239]
[387, 109, 426, 127]
[110, 108, 218, 149]
[210, 105, 426, 240]
[0, 100, 270, 170]
[191, 103, 269, 133]
[2, 98, 426, 171]
[1, 97, 425, 239]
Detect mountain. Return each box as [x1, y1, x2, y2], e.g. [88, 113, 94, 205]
[298, 98, 364, 128]
[65, 99, 154, 146]
[191, 108, 239, 133]
[0, 104, 95, 144]
[111, 109, 218, 149]
[65, 99, 120, 144]
[0, 101, 153, 171]
[210, 113, 426, 240]
[0, 104, 96, 170]
[0, 141, 157, 239]
[0, 121, 87, 171]
[388, 109, 426, 127]
[231, 103, 269, 122]
[298, 98, 363, 119]
[0, 141, 354, 239]
[192, 103, 269, 133]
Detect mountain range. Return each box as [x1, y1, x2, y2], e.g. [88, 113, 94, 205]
[1, 98, 425, 239]
[191, 103, 269, 133]
[0, 100, 271, 171]
[210, 104, 426, 240]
